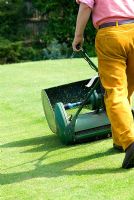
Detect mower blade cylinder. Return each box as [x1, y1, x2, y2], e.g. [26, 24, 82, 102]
[64, 102, 82, 110]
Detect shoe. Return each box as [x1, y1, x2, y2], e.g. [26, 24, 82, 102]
[113, 143, 124, 152]
[122, 143, 134, 169]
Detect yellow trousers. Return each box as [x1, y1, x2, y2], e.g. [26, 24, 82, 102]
[95, 23, 134, 150]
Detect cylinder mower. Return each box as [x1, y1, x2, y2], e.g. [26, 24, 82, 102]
[41, 49, 111, 144]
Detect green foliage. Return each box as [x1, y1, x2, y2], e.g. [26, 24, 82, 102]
[0, 38, 20, 63]
[0, 0, 96, 63]
[19, 46, 37, 61]
[0, 0, 26, 41]
[42, 39, 69, 59]
[0, 38, 43, 64]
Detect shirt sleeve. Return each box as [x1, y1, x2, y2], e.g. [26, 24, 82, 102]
[76, 0, 95, 9]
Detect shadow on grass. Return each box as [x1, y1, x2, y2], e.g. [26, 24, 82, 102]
[1, 167, 125, 186]
[0, 133, 111, 153]
[0, 134, 64, 152]
[0, 142, 126, 185]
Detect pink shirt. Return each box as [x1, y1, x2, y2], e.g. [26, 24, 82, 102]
[77, 0, 134, 28]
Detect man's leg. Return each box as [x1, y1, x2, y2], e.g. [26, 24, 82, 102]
[127, 51, 134, 103]
[95, 25, 134, 152]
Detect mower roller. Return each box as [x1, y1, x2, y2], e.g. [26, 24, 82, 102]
[41, 49, 111, 144]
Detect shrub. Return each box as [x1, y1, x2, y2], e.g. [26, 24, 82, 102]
[42, 39, 69, 59]
[0, 39, 20, 64]
[0, 38, 42, 64]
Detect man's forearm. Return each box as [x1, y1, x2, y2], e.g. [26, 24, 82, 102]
[75, 3, 92, 37]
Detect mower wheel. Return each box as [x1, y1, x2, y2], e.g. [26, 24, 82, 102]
[55, 102, 73, 144]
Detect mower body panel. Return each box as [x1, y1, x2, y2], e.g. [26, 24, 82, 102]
[75, 111, 110, 132]
[55, 102, 111, 144]
[41, 77, 100, 133]
[42, 76, 111, 145]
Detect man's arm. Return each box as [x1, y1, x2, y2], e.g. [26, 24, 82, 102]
[72, 3, 92, 51]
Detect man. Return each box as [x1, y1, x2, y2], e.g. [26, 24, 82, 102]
[72, 0, 134, 169]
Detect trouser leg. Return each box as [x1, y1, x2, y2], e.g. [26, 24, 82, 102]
[127, 51, 134, 103]
[112, 126, 122, 147]
[95, 25, 134, 150]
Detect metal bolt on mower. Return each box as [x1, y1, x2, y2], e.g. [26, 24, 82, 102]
[41, 49, 111, 145]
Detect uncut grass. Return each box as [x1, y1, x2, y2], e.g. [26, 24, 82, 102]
[0, 58, 134, 200]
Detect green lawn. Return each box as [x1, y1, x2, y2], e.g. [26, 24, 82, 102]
[0, 58, 134, 200]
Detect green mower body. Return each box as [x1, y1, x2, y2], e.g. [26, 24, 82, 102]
[41, 76, 111, 144]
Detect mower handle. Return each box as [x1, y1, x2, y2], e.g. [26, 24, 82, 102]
[79, 48, 98, 72]
[71, 48, 98, 72]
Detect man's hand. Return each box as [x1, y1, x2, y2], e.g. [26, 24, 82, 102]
[72, 34, 84, 51]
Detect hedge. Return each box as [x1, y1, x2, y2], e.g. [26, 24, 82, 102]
[0, 0, 96, 63]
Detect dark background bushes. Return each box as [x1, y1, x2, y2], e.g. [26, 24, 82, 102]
[0, 0, 96, 64]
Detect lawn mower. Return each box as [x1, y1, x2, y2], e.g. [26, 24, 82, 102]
[41, 49, 111, 144]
